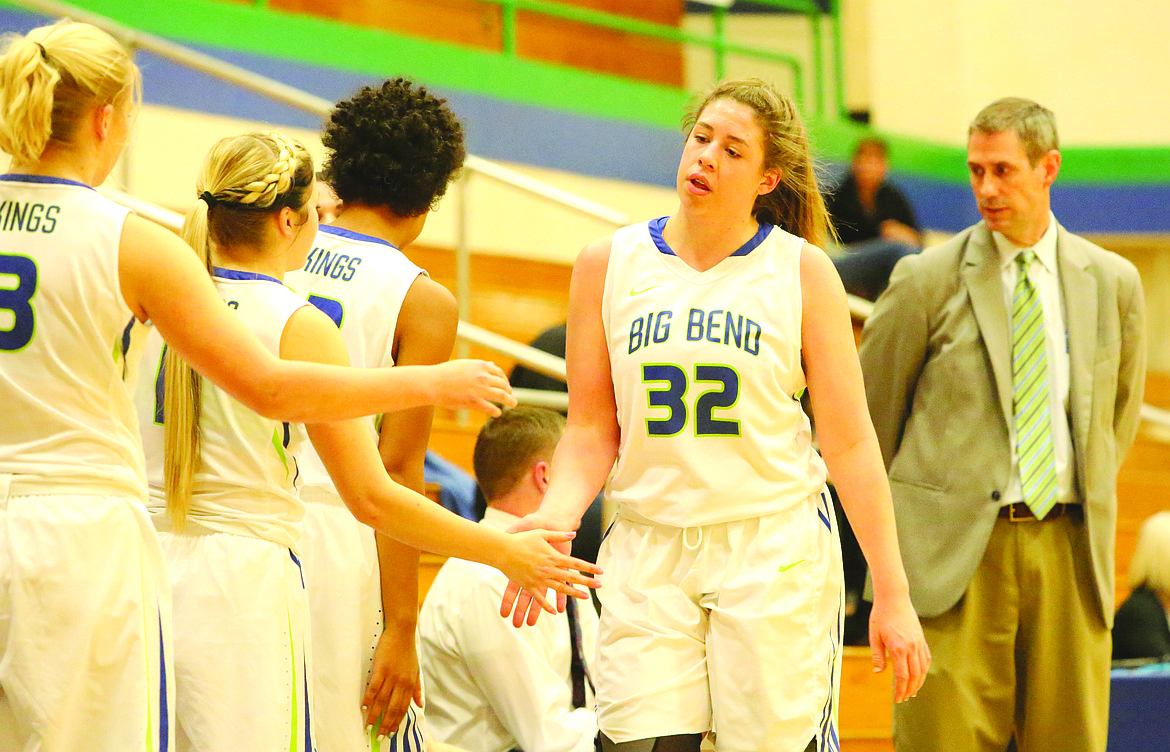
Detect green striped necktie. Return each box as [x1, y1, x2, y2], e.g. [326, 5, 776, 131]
[1011, 250, 1058, 519]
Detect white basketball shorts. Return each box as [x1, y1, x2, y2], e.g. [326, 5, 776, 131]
[159, 528, 313, 752]
[594, 487, 844, 752]
[0, 476, 172, 752]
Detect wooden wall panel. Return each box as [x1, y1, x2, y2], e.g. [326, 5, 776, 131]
[516, 10, 683, 87]
[272, 0, 502, 50]
[407, 245, 573, 347]
[1115, 372, 1170, 607]
[268, 0, 683, 85]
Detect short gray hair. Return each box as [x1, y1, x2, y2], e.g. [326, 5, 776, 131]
[969, 97, 1059, 165]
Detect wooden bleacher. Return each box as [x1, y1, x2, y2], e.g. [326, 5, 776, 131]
[415, 250, 1169, 751]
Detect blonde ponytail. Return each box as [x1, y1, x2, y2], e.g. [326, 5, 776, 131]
[162, 132, 314, 528]
[0, 38, 60, 164]
[0, 21, 139, 168]
[161, 197, 215, 529]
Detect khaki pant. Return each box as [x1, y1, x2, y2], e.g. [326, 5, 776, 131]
[893, 514, 1110, 752]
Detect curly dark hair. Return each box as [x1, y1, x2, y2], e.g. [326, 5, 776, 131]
[321, 77, 466, 217]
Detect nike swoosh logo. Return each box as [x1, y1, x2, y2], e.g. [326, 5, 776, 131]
[629, 285, 661, 297]
[778, 558, 807, 573]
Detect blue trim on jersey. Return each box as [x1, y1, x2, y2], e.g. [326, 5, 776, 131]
[159, 614, 170, 752]
[120, 317, 135, 359]
[648, 215, 774, 257]
[289, 549, 306, 589]
[211, 267, 284, 285]
[319, 225, 399, 250]
[817, 490, 833, 532]
[0, 173, 93, 190]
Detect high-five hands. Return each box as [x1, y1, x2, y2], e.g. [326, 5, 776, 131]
[500, 512, 597, 628]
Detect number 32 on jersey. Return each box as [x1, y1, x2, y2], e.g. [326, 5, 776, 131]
[642, 363, 740, 437]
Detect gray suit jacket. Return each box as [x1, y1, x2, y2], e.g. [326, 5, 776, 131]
[858, 220, 1146, 623]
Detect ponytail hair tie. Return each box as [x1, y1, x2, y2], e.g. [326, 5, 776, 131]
[35, 42, 49, 62]
[199, 191, 218, 207]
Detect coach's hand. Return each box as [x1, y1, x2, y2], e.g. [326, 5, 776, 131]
[870, 591, 930, 703]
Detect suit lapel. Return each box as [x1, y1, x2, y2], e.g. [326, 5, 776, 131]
[962, 225, 1014, 428]
[1056, 225, 1096, 489]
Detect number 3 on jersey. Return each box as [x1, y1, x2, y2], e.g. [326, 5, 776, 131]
[643, 363, 740, 437]
[0, 254, 38, 351]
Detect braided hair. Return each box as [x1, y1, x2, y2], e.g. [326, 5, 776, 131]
[164, 132, 314, 528]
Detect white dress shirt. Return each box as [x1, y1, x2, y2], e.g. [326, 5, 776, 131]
[419, 507, 599, 752]
[992, 213, 1075, 507]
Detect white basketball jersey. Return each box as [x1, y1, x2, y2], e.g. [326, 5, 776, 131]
[602, 217, 827, 527]
[285, 226, 424, 494]
[0, 174, 149, 496]
[136, 269, 309, 549]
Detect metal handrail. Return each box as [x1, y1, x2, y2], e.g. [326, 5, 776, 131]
[495, 0, 809, 107]
[457, 322, 565, 381]
[8, 0, 629, 346]
[1142, 404, 1170, 431]
[94, 189, 1170, 432]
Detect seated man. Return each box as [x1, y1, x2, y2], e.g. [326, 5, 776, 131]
[827, 136, 923, 300]
[420, 407, 600, 752]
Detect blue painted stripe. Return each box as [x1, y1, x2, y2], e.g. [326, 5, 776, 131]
[0, 173, 94, 190]
[319, 225, 397, 249]
[891, 172, 1170, 234]
[4, 8, 1167, 233]
[212, 267, 284, 285]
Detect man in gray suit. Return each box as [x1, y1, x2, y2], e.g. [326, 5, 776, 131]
[859, 98, 1146, 752]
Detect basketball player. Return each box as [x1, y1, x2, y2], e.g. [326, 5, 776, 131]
[284, 79, 464, 750]
[0, 21, 513, 752]
[139, 131, 600, 751]
[502, 79, 929, 752]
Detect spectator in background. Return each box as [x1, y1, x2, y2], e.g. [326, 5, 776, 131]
[860, 97, 1146, 752]
[420, 407, 600, 752]
[827, 136, 923, 300]
[509, 322, 568, 396]
[1113, 511, 1170, 662]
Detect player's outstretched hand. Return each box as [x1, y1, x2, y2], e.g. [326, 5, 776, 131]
[869, 591, 931, 703]
[361, 625, 423, 740]
[497, 527, 600, 629]
[500, 512, 575, 627]
[430, 359, 518, 416]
